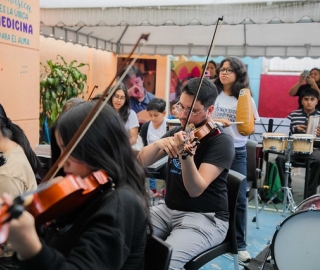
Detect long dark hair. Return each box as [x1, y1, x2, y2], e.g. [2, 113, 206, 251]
[0, 104, 40, 173]
[107, 83, 131, 123]
[55, 101, 150, 217]
[215, 56, 250, 99]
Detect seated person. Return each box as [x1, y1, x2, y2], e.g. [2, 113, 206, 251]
[138, 78, 235, 269]
[276, 88, 320, 197]
[140, 98, 168, 192]
[289, 68, 320, 110]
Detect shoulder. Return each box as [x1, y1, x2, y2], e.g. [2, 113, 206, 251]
[145, 91, 155, 101]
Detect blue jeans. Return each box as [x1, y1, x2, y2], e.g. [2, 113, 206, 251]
[230, 146, 247, 250]
[149, 178, 157, 191]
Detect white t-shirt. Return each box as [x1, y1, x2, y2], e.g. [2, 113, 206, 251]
[147, 118, 168, 145]
[125, 109, 139, 130]
[212, 91, 260, 147]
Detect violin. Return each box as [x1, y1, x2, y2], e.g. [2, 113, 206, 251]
[193, 118, 221, 141]
[0, 170, 110, 243]
[181, 119, 221, 159]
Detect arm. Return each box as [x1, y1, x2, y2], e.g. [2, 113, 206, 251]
[174, 131, 225, 197]
[212, 118, 231, 127]
[137, 136, 178, 167]
[289, 73, 304, 96]
[129, 127, 138, 145]
[305, 76, 320, 98]
[180, 155, 223, 197]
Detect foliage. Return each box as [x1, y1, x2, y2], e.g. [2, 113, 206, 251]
[39, 55, 89, 127]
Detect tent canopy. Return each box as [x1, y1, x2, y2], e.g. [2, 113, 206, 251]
[39, 1, 320, 58]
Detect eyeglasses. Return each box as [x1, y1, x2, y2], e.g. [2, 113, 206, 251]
[174, 102, 206, 116]
[219, 67, 234, 74]
[113, 94, 126, 101]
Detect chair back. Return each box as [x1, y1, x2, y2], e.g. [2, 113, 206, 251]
[246, 139, 259, 189]
[145, 234, 173, 270]
[226, 170, 245, 254]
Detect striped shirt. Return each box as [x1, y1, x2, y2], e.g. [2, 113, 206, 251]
[288, 109, 320, 134]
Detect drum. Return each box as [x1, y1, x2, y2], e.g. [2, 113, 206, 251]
[262, 133, 288, 153]
[271, 194, 320, 270]
[166, 119, 181, 131]
[290, 134, 314, 154]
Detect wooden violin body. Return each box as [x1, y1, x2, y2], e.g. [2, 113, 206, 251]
[0, 170, 110, 240]
[193, 119, 220, 140]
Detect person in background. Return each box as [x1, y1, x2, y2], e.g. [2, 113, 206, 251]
[170, 69, 181, 102]
[108, 83, 140, 145]
[0, 103, 39, 269]
[276, 87, 320, 196]
[212, 56, 260, 263]
[120, 65, 155, 114]
[202, 60, 218, 81]
[138, 78, 235, 269]
[140, 98, 168, 193]
[168, 100, 180, 119]
[289, 67, 320, 109]
[0, 102, 149, 270]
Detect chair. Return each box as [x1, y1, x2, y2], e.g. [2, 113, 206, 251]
[184, 170, 245, 270]
[145, 234, 173, 270]
[246, 139, 262, 238]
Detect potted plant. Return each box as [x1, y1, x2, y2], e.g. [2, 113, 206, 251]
[39, 55, 89, 127]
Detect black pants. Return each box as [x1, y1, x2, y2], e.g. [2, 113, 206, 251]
[275, 149, 320, 198]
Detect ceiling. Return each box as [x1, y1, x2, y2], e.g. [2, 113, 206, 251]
[39, 1, 320, 58]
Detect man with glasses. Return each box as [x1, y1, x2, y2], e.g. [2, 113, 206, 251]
[138, 78, 235, 269]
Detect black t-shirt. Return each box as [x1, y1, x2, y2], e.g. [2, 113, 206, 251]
[162, 127, 235, 222]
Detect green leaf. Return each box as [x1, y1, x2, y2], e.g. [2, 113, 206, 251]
[77, 82, 84, 91]
[66, 87, 72, 99]
[67, 74, 73, 84]
[48, 78, 56, 86]
[72, 87, 79, 96]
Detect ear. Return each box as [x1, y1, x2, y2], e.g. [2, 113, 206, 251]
[207, 105, 214, 116]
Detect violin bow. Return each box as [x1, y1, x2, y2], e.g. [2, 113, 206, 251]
[87, 85, 99, 100]
[42, 34, 150, 183]
[183, 17, 223, 132]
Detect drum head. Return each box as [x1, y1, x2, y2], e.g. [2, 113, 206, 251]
[271, 210, 320, 270]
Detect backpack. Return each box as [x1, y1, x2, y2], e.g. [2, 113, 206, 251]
[261, 162, 283, 203]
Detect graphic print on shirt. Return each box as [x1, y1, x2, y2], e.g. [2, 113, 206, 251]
[214, 101, 237, 122]
[170, 157, 182, 175]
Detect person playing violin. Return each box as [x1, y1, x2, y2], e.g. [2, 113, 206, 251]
[0, 104, 40, 269]
[0, 102, 150, 270]
[138, 78, 235, 269]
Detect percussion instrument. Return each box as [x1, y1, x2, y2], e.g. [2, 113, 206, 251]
[306, 115, 320, 135]
[271, 194, 320, 270]
[262, 133, 288, 153]
[166, 119, 181, 131]
[290, 134, 314, 154]
[236, 88, 255, 136]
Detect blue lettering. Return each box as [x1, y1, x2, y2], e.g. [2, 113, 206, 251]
[4, 0, 32, 14]
[0, 15, 33, 34]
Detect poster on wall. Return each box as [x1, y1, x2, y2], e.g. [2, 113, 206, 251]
[117, 57, 156, 122]
[0, 0, 39, 49]
[170, 60, 205, 104]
